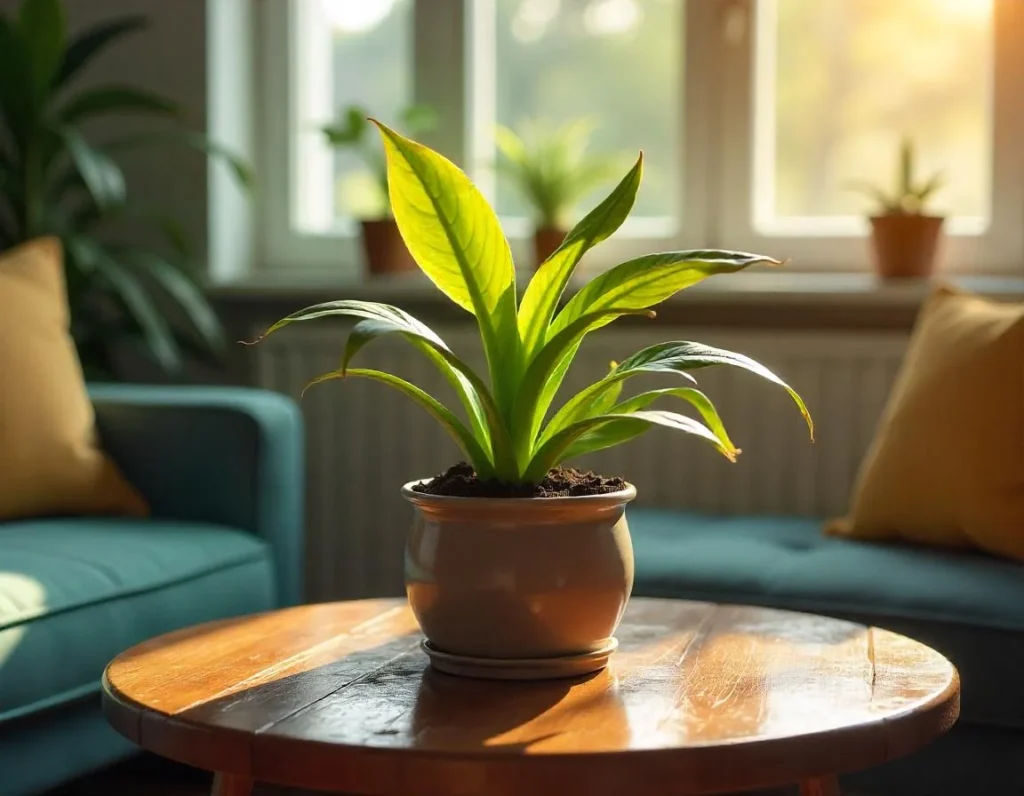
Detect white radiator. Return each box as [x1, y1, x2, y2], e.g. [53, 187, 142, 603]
[255, 325, 908, 601]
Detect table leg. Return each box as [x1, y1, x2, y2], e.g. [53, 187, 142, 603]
[799, 775, 841, 796]
[211, 772, 253, 796]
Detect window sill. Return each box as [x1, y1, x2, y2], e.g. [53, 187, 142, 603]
[209, 269, 1024, 332]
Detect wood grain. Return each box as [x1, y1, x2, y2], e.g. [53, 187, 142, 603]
[102, 598, 958, 796]
[210, 773, 252, 796]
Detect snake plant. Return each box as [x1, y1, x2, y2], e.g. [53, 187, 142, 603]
[254, 122, 813, 484]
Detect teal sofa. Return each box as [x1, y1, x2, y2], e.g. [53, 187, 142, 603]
[630, 510, 1024, 796]
[0, 386, 304, 796]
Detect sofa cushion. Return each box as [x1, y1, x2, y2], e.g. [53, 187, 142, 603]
[630, 508, 1024, 730]
[0, 519, 275, 723]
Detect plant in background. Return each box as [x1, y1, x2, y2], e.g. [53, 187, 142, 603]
[0, 0, 250, 378]
[254, 121, 813, 485]
[322, 104, 436, 275]
[323, 103, 437, 219]
[849, 137, 947, 279]
[848, 137, 945, 216]
[496, 118, 626, 266]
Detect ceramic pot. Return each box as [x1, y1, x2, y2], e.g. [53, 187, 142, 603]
[868, 214, 944, 279]
[533, 226, 567, 268]
[360, 218, 417, 275]
[402, 483, 636, 662]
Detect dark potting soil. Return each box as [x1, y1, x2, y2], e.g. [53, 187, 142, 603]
[412, 462, 627, 498]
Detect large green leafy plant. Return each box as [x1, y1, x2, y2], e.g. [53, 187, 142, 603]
[0, 0, 249, 377]
[255, 122, 812, 484]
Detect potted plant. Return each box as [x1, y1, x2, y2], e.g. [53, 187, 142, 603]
[253, 121, 813, 680]
[0, 0, 250, 379]
[323, 104, 436, 276]
[850, 138, 946, 279]
[496, 118, 625, 269]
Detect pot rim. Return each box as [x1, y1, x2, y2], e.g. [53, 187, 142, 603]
[401, 479, 636, 507]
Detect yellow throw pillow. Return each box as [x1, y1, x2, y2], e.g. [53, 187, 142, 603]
[827, 285, 1024, 560]
[0, 238, 148, 520]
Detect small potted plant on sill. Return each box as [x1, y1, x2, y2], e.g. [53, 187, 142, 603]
[496, 118, 625, 269]
[322, 104, 437, 276]
[850, 137, 946, 280]
[253, 122, 813, 680]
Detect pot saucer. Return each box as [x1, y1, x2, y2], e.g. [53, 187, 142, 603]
[421, 638, 618, 680]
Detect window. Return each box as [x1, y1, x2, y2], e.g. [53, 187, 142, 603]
[258, 0, 1024, 274]
[484, 0, 682, 222]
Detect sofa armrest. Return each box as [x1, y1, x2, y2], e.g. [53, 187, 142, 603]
[88, 384, 304, 605]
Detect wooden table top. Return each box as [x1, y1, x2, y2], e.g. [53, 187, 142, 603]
[102, 598, 959, 796]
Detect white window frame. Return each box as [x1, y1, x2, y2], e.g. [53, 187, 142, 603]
[254, 0, 1024, 275]
[713, 0, 1024, 274]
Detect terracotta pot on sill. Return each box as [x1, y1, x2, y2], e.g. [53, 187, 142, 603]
[868, 214, 944, 280]
[403, 481, 636, 680]
[533, 226, 567, 269]
[360, 218, 417, 276]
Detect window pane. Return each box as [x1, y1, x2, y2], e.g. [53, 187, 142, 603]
[326, 0, 412, 219]
[492, 0, 682, 221]
[755, 0, 992, 229]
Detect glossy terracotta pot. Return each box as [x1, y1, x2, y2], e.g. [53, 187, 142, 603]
[402, 482, 636, 660]
[360, 218, 417, 275]
[533, 226, 566, 268]
[869, 214, 944, 279]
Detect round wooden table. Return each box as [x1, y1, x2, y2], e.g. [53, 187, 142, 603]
[102, 598, 959, 796]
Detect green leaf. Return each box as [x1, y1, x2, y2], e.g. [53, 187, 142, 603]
[132, 251, 225, 356]
[371, 119, 521, 415]
[19, 0, 65, 101]
[303, 368, 494, 478]
[340, 316, 492, 455]
[250, 299, 518, 480]
[323, 106, 368, 145]
[399, 104, 437, 136]
[518, 153, 643, 361]
[560, 388, 733, 460]
[0, 17, 33, 140]
[526, 409, 735, 482]
[510, 307, 655, 467]
[542, 354, 698, 447]
[548, 250, 780, 342]
[59, 85, 179, 123]
[68, 238, 182, 372]
[58, 16, 146, 87]
[610, 341, 814, 439]
[58, 127, 125, 208]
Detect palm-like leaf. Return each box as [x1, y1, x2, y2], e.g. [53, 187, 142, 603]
[526, 409, 734, 482]
[304, 368, 493, 477]
[251, 300, 518, 480]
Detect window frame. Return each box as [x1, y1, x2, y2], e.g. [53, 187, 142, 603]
[254, 0, 1024, 276]
[714, 0, 1024, 274]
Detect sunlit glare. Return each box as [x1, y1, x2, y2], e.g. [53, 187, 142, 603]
[320, 0, 397, 34]
[932, 0, 992, 21]
[583, 0, 642, 37]
[0, 573, 46, 666]
[512, 0, 561, 43]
